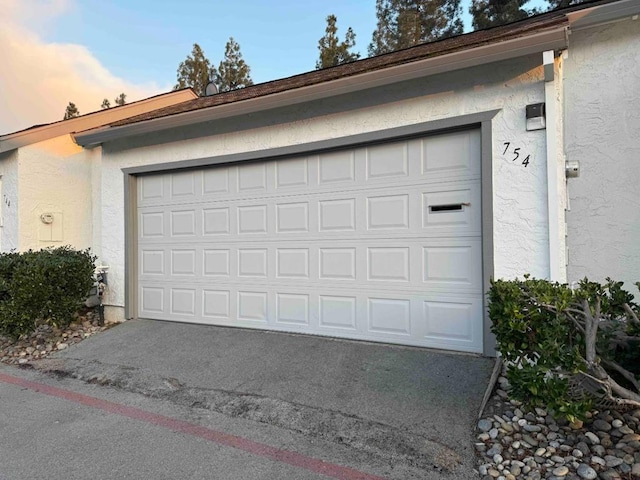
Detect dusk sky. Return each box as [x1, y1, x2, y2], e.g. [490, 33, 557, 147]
[0, 0, 547, 134]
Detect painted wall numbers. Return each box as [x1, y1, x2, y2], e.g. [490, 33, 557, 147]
[502, 142, 531, 167]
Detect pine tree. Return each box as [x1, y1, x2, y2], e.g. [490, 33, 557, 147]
[63, 102, 80, 120]
[470, 0, 533, 30]
[174, 43, 218, 96]
[368, 0, 463, 56]
[217, 37, 253, 92]
[546, 0, 582, 9]
[114, 93, 127, 106]
[101, 98, 111, 109]
[316, 15, 360, 69]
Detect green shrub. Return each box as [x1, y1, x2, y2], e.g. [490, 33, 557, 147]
[489, 276, 640, 421]
[0, 247, 96, 338]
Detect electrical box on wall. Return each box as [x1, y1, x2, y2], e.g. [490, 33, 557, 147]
[38, 212, 63, 242]
[526, 103, 546, 131]
[566, 161, 580, 178]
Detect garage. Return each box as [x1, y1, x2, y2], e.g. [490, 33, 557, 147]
[135, 128, 483, 352]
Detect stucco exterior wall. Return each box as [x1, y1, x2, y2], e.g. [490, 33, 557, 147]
[91, 146, 103, 260]
[0, 150, 19, 252]
[565, 18, 640, 288]
[18, 135, 94, 252]
[100, 55, 555, 317]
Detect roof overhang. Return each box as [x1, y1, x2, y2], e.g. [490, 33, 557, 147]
[0, 89, 197, 154]
[75, 25, 568, 148]
[567, 0, 640, 29]
[74, 0, 640, 149]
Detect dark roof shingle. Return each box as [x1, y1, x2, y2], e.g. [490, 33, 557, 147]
[109, 0, 612, 129]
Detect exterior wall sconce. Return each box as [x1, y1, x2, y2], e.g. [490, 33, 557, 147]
[526, 103, 546, 131]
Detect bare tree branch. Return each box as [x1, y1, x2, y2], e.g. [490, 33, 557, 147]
[564, 310, 586, 335]
[601, 359, 640, 392]
[607, 376, 640, 403]
[583, 298, 598, 365]
[623, 303, 640, 325]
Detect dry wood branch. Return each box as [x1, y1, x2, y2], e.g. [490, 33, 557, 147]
[564, 310, 585, 335]
[606, 376, 640, 404]
[583, 298, 598, 366]
[606, 334, 640, 347]
[572, 371, 640, 410]
[601, 359, 640, 392]
[623, 303, 640, 325]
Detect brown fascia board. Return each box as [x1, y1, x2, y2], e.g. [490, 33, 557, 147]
[75, 0, 633, 147]
[0, 88, 197, 154]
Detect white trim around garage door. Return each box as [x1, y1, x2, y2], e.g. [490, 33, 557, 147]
[123, 110, 498, 355]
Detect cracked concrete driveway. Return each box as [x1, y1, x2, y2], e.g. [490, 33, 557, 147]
[37, 319, 493, 478]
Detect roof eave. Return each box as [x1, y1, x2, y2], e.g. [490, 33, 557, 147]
[74, 25, 569, 148]
[567, 0, 640, 30]
[0, 89, 197, 154]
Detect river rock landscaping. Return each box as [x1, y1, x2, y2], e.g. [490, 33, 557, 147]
[0, 309, 109, 365]
[476, 373, 640, 480]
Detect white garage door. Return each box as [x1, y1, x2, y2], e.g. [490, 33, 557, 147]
[136, 129, 483, 352]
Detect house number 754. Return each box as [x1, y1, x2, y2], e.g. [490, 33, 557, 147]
[502, 142, 530, 167]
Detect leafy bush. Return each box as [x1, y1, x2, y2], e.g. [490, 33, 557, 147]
[489, 276, 640, 421]
[0, 247, 96, 338]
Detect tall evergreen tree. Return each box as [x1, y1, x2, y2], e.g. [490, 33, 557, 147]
[174, 43, 218, 96]
[63, 102, 80, 120]
[217, 37, 253, 92]
[470, 0, 533, 29]
[101, 98, 111, 109]
[114, 93, 127, 106]
[545, 0, 582, 9]
[316, 14, 360, 69]
[368, 0, 463, 56]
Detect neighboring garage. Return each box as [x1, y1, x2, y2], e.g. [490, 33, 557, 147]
[136, 130, 483, 352]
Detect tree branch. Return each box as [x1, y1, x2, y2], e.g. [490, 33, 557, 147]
[601, 359, 640, 392]
[575, 370, 640, 408]
[607, 376, 640, 403]
[623, 303, 640, 325]
[524, 294, 586, 335]
[607, 334, 640, 345]
[564, 310, 586, 335]
[583, 298, 598, 365]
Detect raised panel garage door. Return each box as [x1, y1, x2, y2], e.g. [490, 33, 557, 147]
[136, 129, 483, 352]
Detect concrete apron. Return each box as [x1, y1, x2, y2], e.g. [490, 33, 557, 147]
[44, 319, 493, 476]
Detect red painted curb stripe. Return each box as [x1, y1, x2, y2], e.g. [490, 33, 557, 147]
[0, 372, 386, 480]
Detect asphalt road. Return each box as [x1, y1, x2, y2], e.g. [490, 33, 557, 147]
[0, 365, 430, 480]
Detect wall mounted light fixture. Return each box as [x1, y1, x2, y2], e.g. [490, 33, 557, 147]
[526, 103, 546, 131]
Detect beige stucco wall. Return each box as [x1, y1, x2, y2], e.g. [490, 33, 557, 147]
[565, 18, 640, 289]
[0, 150, 19, 252]
[17, 134, 94, 252]
[99, 54, 562, 322]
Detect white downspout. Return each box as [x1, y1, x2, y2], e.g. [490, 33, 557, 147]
[544, 50, 562, 282]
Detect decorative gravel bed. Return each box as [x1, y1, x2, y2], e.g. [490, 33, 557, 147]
[0, 309, 110, 365]
[476, 374, 640, 480]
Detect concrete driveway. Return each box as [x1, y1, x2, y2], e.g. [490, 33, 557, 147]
[42, 319, 493, 479]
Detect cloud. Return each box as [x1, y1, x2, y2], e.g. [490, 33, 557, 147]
[0, 0, 166, 135]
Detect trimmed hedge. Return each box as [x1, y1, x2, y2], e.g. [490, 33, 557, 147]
[0, 247, 96, 338]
